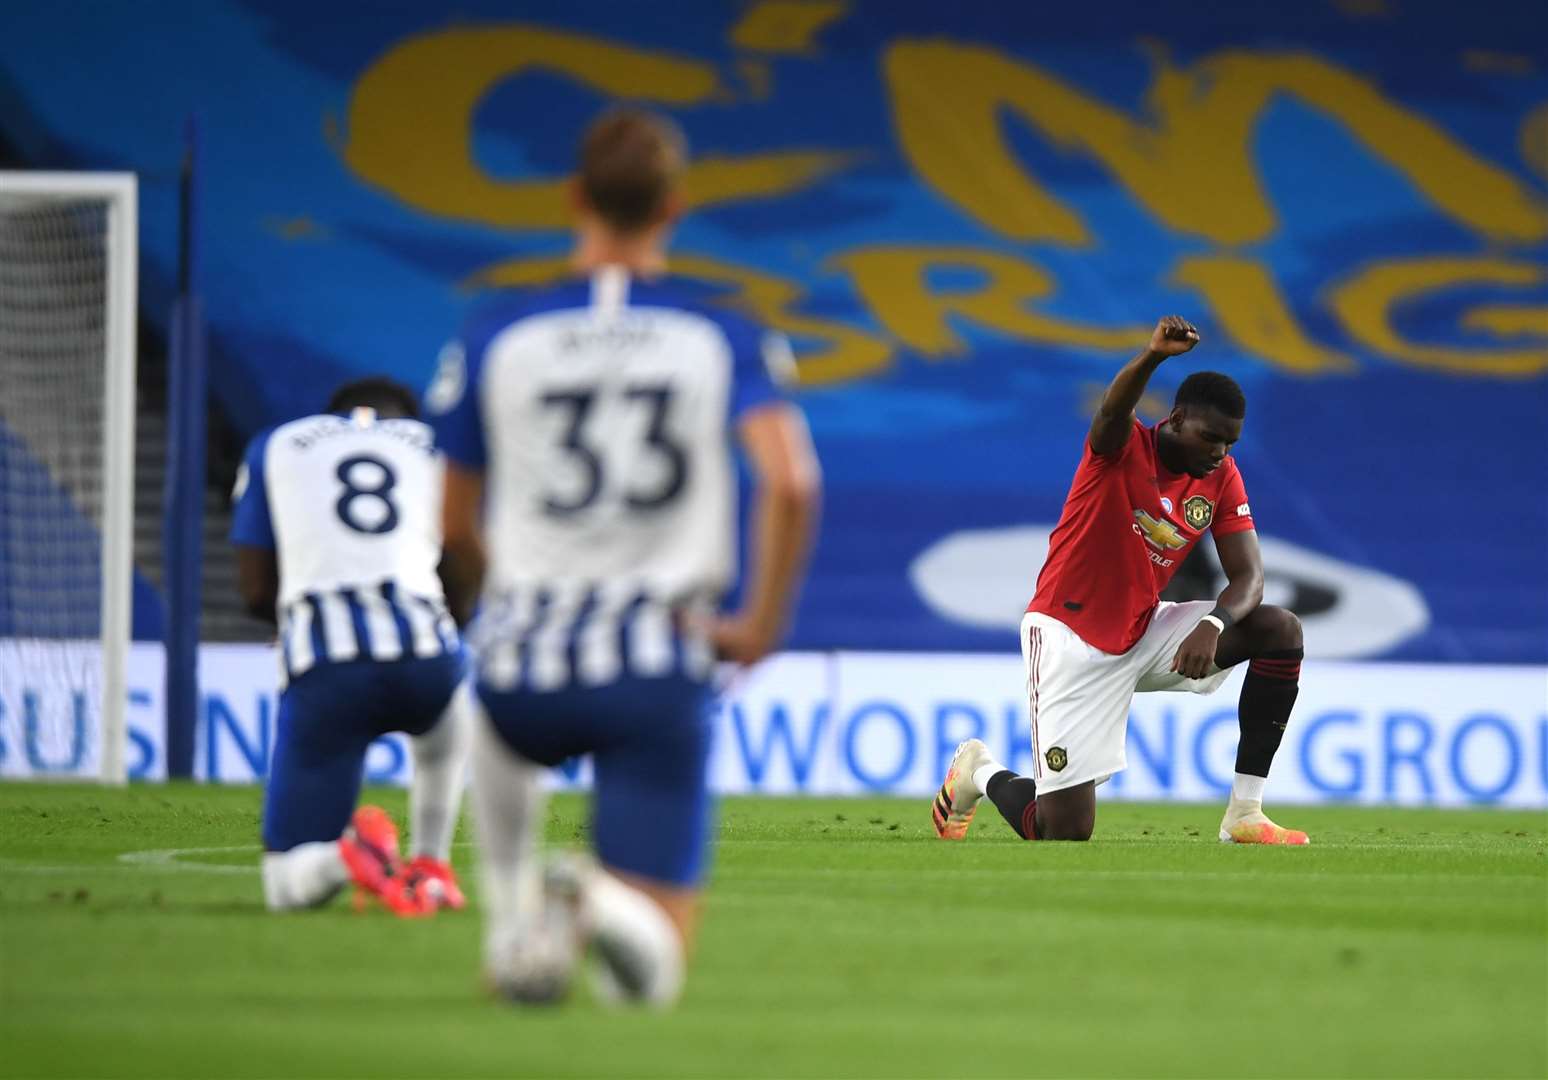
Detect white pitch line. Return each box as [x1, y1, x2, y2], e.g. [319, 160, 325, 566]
[116, 846, 259, 876]
[0, 858, 137, 874]
[3, 839, 482, 877]
[108, 840, 481, 877]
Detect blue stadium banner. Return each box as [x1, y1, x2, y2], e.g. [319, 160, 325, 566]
[3, 644, 1544, 809]
[2, 1, 1544, 660]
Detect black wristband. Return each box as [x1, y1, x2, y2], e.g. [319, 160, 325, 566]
[1207, 606, 1236, 630]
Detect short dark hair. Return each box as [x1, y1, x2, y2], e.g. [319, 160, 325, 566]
[326, 376, 419, 419]
[1174, 371, 1245, 420]
[577, 108, 686, 234]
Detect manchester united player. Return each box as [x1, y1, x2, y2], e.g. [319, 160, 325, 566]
[932, 316, 1307, 845]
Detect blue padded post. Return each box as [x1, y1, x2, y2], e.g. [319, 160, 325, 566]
[164, 114, 205, 779]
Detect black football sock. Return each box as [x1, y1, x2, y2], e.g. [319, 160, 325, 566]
[1235, 647, 1303, 778]
[985, 770, 1039, 840]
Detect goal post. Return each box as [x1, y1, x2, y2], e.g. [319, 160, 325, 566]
[0, 171, 137, 784]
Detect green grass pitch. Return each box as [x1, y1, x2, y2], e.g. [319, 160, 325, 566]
[1, 784, 1544, 1079]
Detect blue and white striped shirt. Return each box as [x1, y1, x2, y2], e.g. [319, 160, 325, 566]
[231, 411, 460, 685]
[277, 582, 458, 683]
[427, 268, 788, 692]
[469, 582, 713, 693]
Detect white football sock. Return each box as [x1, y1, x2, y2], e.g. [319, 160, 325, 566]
[582, 869, 685, 1008]
[409, 681, 473, 862]
[261, 842, 348, 911]
[971, 760, 1006, 798]
[467, 702, 548, 976]
[1231, 773, 1266, 804]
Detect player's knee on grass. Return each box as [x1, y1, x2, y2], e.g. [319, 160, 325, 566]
[584, 868, 687, 1007]
[261, 844, 347, 910]
[1038, 815, 1095, 841]
[1035, 785, 1096, 841]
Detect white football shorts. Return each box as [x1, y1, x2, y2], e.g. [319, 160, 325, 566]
[1020, 600, 1233, 794]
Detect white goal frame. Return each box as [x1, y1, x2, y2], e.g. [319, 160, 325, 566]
[0, 171, 137, 784]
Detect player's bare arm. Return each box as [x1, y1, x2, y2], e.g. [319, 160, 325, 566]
[234, 545, 279, 624]
[1088, 315, 1200, 457]
[712, 402, 821, 666]
[439, 462, 486, 628]
[1171, 528, 1265, 679]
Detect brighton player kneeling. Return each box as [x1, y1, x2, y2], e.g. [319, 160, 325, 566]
[231, 378, 473, 916]
[431, 109, 819, 1004]
[933, 317, 1307, 846]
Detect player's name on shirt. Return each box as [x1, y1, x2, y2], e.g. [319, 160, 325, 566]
[280, 415, 435, 456]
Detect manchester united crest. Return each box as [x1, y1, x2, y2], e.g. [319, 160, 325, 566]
[1045, 746, 1068, 772]
[1182, 495, 1214, 530]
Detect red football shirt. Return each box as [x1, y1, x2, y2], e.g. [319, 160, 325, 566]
[1027, 418, 1255, 654]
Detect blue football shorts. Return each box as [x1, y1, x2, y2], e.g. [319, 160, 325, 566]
[476, 671, 715, 888]
[262, 651, 464, 852]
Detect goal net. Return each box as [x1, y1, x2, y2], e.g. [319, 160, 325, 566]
[0, 173, 137, 783]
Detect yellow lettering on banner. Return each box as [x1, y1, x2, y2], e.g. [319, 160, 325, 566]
[1328, 257, 1548, 376]
[1461, 305, 1548, 339]
[730, 1, 849, 54]
[464, 254, 892, 384]
[462, 255, 573, 290]
[346, 26, 852, 228]
[669, 255, 892, 383]
[1171, 255, 1354, 374]
[830, 246, 1145, 355]
[681, 155, 860, 215]
[885, 41, 1548, 246]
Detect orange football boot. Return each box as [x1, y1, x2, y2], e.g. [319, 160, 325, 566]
[339, 806, 431, 916]
[932, 739, 992, 840]
[1219, 800, 1309, 845]
[404, 855, 466, 911]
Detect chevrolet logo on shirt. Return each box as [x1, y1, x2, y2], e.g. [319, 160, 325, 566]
[1133, 508, 1188, 551]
